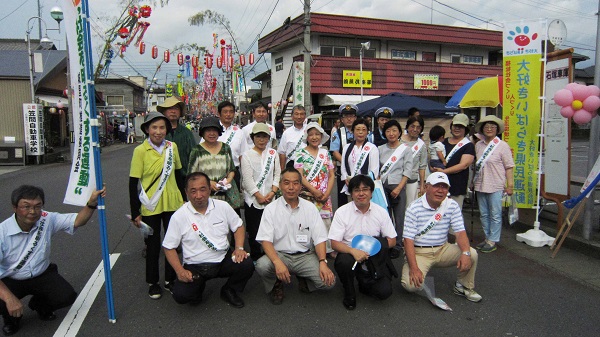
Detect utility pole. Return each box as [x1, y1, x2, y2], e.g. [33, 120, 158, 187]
[582, 0, 600, 239]
[303, 0, 312, 114]
[37, 0, 42, 39]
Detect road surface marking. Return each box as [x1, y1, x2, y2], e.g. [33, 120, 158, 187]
[53, 253, 120, 337]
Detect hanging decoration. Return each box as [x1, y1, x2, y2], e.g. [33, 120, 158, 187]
[166, 83, 173, 98]
[239, 54, 246, 66]
[151, 45, 158, 59]
[249, 52, 255, 65]
[139, 41, 145, 55]
[177, 73, 184, 97]
[185, 55, 191, 77]
[216, 56, 223, 69]
[164, 50, 170, 63]
[554, 83, 600, 125]
[177, 53, 184, 66]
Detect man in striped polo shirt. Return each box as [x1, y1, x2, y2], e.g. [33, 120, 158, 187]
[401, 173, 482, 302]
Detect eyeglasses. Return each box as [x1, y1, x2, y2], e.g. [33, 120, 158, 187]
[483, 124, 498, 130]
[352, 187, 371, 194]
[18, 205, 43, 212]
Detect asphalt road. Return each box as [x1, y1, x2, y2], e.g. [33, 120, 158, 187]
[1, 144, 600, 337]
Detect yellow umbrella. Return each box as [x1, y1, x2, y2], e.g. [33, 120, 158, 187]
[446, 76, 503, 108]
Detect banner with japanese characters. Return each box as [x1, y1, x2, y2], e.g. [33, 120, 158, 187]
[62, 0, 97, 206]
[22, 104, 45, 156]
[502, 20, 543, 208]
[293, 61, 305, 107]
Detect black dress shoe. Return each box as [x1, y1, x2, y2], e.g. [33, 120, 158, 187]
[342, 297, 356, 310]
[220, 287, 244, 308]
[2, 317, 21, 336]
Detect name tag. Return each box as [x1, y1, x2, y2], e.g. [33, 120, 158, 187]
[296, 234, 308, 243]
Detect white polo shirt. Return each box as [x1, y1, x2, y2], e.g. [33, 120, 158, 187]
[163, 199, 243, 264]
[242, 121, 277, 147]
[277, 124, 306, 164]
[328, 201, 396, 247]
[403, 195, 465, 246]
[217, 123, 247, 167]
[256, 197, 327, 254]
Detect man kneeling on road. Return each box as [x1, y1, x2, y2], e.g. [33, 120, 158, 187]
[163, 172, 254, 308]
[255, 168, 335, 305]
[402, 172, 482, 302]
[0, 185, 105, 336]
[329, 175, 398, 310]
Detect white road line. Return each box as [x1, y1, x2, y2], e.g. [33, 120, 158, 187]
[53, 253, 120, 337]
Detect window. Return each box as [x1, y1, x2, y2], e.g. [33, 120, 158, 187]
[106, 95, 124, 106]
[275, 57, 283, 72]
[391, 50, 416, 60]
[350, 47, 376, 58]
[320, 46, 346, 57]
[450, 54, 461, 63]
[422, 52, 436, 62]
[463, 55, 483, 64]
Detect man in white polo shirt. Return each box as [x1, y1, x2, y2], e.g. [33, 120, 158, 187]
[402, 172, 482, 302]
[242, 101, 277, 148]
[277, 105, 306, 169]
[163, 172, 254, 308]
[255, 168, 335, 305]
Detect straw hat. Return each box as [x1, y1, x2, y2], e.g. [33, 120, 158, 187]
[476, 115, 505, 134]
[157, 97, 185, 114]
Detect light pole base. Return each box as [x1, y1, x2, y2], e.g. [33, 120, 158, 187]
[516, 222, 554, 247]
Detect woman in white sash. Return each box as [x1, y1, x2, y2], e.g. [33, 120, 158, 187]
[432, 113, 475, 209]
[340, 118, 380, 198]
[378, 120, 413, 255]
[473, 115, 515, 253]
[129, 112, 184, 299]
[241, 123, 281, 261]
[400, 115, 427, 207]
[294, 122, 336, 253]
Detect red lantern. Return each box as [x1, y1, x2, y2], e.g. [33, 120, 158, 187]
[220, 39, 226, 46]
[228, 56, 234, 69]
[206, 56, 213, 69]
[118, 27, 129, 39]
[151, 45, 158, 59]
[221, 46, 226, 64]
[177, 53, 184, 66]
[191, 55, 198, 67]
[164, 50, 170, 63]
[139, 41, 145, 54]
[249, 52, 255, 65]
[140, 5, 152, 18]
[239, 54, 246, 66]
[216, 56, 223, 69]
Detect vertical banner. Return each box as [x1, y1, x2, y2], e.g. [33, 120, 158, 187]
[502, 20, 543, 208]
[62, 0, 96, 206]
[22, 104, 45, 156]
[293, 61, 305, 107]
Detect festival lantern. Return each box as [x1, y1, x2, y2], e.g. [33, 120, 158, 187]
[239, 54, 246, 66]
[216, 56, 223, 69]
[128, 6, 138, 17]
[177, 53, 184, 66]
[139, 41, 145, 54]
[118, 27, 129, 39]
[228, 56, 234, 69]
[140, 5, 152, 18]
[249, 52, 255, 65]
[191, 55, 198, 68]
[151, 45, 158, 59]
[206, 55, 213, 69]
[164, 50, 170, 63]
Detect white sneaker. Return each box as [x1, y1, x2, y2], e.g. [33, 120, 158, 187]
[453, 282, 482, 302]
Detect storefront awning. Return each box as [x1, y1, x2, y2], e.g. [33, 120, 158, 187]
[318, 94, 379, 107]
[37, 95, 69, 107]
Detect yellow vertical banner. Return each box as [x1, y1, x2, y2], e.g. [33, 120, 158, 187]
[502, 21, 543, 208]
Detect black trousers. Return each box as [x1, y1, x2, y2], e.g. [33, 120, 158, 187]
[143, 212, 176, 285]
[171, 254, 254, 304]
[244, 203, 265, 261]
[334, 253, 392, 300]
[0, 263, 77, 320]
[336, 168, 348, 206]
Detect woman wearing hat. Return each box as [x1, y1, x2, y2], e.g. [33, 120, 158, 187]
[129, 112, 184, 299]
[340, 118, 380, 196]
[399, 115, 427, 206]
[294, 122, 336, 253]
[378, 119, 413, 256]
[241, 123, 282, 261]
[473, 115, 515, 253]
[158, 96, 197, 177]
[188, 116, 241, 209]
[432, 113, 475, 209]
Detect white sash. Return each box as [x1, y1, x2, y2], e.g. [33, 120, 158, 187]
[340, 127, 349, 149]
[139, 141, 174, 212]
[287, 134, 305, 159]
[411, 138, 425, 158]
[224, 126, 239, 145]
[352, 143, 374, 176]
[475, 137, 501, 173]
[380, 143, 409, 181]
[306, 148, 328, 182]
[415, 197, 449, 238]
[187, 205, 229, 252]
[256, 148, 276, 192]
[445, 137, 470, 163]
[7, 213, 48, 275]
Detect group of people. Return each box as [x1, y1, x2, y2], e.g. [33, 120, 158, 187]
[0, 97, 515, 335]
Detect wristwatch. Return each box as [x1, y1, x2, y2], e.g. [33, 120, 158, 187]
[319, 258, 328, 264]
[236, 247, 245, 251]
[462, 251, 471, 256]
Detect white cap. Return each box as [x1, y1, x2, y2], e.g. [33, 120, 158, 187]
[425, 172, 451, 187]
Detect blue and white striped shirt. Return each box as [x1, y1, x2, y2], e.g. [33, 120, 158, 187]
[403, 195, 465, 246]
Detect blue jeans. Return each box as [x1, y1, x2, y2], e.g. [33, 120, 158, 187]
[477, 191, 503, 243]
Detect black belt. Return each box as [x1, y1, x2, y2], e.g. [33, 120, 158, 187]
[286, 250, 309, 256]
[414, 245, 443, 248]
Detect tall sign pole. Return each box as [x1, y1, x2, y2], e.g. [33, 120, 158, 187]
[303, 0, 311, 113]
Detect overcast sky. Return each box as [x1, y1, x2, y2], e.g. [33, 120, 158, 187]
[2, 0, 597, 86]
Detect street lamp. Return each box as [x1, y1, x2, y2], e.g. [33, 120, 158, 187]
[359, 41, 370, 102]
